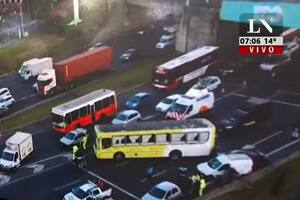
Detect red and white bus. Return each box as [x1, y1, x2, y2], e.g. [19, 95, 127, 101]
[152, 46, 219, 90]
[52, 89, 117, 134]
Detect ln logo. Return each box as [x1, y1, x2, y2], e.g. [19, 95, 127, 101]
[247, 19, 273, 34]
[239, 13, 283, 55]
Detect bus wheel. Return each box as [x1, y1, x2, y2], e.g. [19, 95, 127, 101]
[114, 152, 125, 161]
[169, 150, 182, 160]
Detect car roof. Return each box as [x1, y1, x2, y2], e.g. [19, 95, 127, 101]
[166, 94, 181, 100]
[0, 94, 13, 100]
[79, 183, 95, 192]
[119, 110, 139, 116]
[126, 48, 136, 51]
[218, 153, 251, 163]
[175, 96, 195, 106]
[203, 76, 219, 81]
[161, 34, 174, 39]
[134, 92, 149, 97]
[155, 181, 178, 191]
[70, 128, 86, 135]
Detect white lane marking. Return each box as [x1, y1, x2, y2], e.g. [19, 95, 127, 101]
[140, 169, 168, 182]
[142, 114, 157, 120]
[19, 94, 36, 101]
[215, 89, 242, 102]
[0, 161, 67, 187]
[252, 131, 283, 146]
[26, 164, 45, 173]
[266, 138, 300, 157]
[53, 179, 81, 191]
[21, 152, 70, 168]
[0, 174, 10, 185]
[81, 168, 140, 200]
[115, 161, 129, 168]
[233, 93, 300, 108]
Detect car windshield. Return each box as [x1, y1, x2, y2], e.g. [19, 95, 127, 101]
[148, 187, 166, 199]
[125, 49, 134, 54]
[72, 187, 89, 199]
[159, 37, 169, 43]
[37, 79, 52, 87]
[65, 132, 76, 140]
[207, 158, 222, 169]
[0, 98, 4, 103]
[162, 98, 173, 105]
[169, 103, 188, 114]
[116, 113, 128, 121]
[1, 151, 14, 161]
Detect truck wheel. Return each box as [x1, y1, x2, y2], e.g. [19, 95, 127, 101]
[113, 152, 125, 161]
[169, 150, 182, 160]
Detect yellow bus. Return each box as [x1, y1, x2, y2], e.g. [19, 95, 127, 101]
[94, 118, 216, 160]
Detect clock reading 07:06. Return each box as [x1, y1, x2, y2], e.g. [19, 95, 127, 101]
[239, 37, 282, 46]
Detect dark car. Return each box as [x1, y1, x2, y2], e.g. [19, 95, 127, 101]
[125, 92, 150, 110]
[217, 97, 272, 132]
[120, 48, 138, 62]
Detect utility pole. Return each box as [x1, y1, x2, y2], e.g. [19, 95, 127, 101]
[19, 1, 24, 38]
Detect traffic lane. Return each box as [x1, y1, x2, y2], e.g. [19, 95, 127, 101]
[85, 155, 210, 198]
[0, 162, 134, 200]
[0, 72, 36, 100]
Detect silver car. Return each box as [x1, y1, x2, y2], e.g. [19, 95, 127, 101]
[60, 128, 88, 148]
[142, 181, 183, 200]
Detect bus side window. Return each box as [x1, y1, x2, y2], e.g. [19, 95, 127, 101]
[102, 138, 112, 149]
[110, 95, 115, 104]
[95, 100, 103, 110]
[187, 132, 199, 144]
[71, 110, 79, 121]
[103, 97, 110, 108]
[171, 133, 186, 144]
[113, 136, 125, 146]
[142, 134, 155, 145]
[166, 134, 171, 142]
[127, 135, 140, 146]
[156, 134, 169, 144]
[65, 113, 71, 125]
[199, 131, 209, 144]
[79, 106, 87, 117]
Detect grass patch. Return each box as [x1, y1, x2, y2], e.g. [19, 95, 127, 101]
[211, 155, 300, 200]
[0, 34, 72, 75]
[0, 54, 174, 131]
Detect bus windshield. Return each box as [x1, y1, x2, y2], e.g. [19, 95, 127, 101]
[52, 113, 65, 128]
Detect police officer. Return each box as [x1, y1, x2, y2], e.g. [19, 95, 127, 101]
[81, 136, 88, 151]
[189, 174, 201, 197]
[72, 145, 79, 164]
[199, 178, 206, 196]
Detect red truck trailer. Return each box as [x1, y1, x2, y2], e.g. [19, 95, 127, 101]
[35, 46, 113, 96]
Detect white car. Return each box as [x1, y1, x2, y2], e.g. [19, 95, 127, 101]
[0, 94, 15, 108]
[60, 128, 88, 147]
[156, 34, 175, 49]
[193, 76, 221, 91]
[0, 88, 11, 98]
[142, 181, 183, 200]
[112, 110, 141, 125]
[197, 147, 270, 179]
[156, 94, 181, 113]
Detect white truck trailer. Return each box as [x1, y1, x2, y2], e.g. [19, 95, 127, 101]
[18, 57, 53, 80]
[0, 132, 33, 170]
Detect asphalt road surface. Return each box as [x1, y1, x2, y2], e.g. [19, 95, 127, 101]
[0, 53, 300, 199]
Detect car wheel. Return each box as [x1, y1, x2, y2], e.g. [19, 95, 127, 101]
[169, 150, 182, 160]
[113, 152, 125, 161]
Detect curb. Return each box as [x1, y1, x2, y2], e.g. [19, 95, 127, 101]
[1, 82, 148, 134]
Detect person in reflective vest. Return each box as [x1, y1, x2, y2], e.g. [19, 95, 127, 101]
[190, 174, 201, 197]
[72, 145, 79, 161]
[81, 136, 88, 151]
[199, 178, 206, 196]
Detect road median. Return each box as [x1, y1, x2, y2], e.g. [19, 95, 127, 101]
[0, 55, 173, 132]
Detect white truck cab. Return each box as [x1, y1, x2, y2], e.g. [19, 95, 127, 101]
[63, 181, 112, 200]
[166, 88, 214, 120]
[34, 68, 57, 96]
[18, 57, 53, 80]
[0, 132, 33, 170]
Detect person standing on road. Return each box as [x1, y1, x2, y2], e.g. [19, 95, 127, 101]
[146, 164, 155, 180]
[72, 145, 79, 164]
[189, 174, 201, 197]
[81, 136, 88, 151]
[199, 177, 207, 196]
